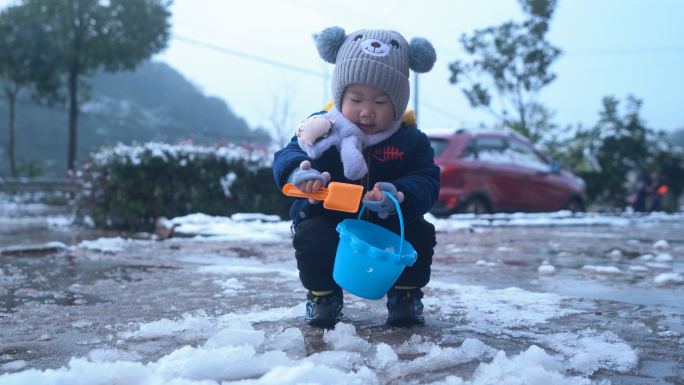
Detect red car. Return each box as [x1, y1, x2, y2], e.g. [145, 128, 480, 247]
[428, 128, 586, 216]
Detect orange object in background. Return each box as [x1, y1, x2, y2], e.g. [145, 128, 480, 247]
[282, 183, 364, 213]
[657, 185, 669, 195]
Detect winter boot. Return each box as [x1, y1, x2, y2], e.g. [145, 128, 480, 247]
[305, 290, 343, 327]
[386, 287, 424, 326]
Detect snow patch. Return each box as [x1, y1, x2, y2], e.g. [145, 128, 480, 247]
[323, 322, 371, 353]
[653, 272, 684, 287]
[581, 265, 622, 275]
[78, 237, 130, 253]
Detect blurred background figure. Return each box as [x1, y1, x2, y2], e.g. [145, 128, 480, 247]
[630, 171, 668, 212]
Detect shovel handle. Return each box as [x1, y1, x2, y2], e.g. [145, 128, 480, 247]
[282, 183, 329, 200]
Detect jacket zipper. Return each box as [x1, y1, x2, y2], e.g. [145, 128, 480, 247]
[362, 146, 371, 220]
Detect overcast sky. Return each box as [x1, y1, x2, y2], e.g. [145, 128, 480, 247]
[3, 0, 683, 137]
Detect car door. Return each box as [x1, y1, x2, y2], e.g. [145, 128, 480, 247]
[471, 136, 524, 210]
[506, 139, 566, 211]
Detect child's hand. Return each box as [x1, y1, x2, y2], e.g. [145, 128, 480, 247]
[297, 179, 321, 194]
[362, 182, 405, 219]
[292, 160, 331, 204]
[364, 185, 384, 201]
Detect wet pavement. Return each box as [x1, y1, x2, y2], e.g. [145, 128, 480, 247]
[1, 214, 683, 383]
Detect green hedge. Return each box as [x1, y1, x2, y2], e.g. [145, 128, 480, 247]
[73, 142, 292, 232]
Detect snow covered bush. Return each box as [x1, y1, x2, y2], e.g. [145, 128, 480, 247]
[73, 141, 291, 231]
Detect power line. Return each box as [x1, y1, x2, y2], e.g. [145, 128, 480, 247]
[173, 35, 326, 78]
[421, 101, 477, 125]
[565, 46, 684, 56]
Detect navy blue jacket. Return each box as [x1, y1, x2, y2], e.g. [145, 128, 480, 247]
[273, 114, 440, 228]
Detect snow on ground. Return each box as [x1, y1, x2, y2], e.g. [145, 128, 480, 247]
[427, 210, 684, 231]
[157, 210, 684, 240]
[170, 213, 292, 241]
[2, 210, 682, 383]
[0, 280, 626, 385]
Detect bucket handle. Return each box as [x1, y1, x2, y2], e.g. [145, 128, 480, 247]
[358, 193, 405, 260]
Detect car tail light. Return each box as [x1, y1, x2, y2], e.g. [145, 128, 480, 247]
[445, 196, 459, 209]
[438, 164, 463, 187]
[439, 164, 460, 177]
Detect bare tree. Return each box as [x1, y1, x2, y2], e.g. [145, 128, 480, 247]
[257, 78, 299, 148]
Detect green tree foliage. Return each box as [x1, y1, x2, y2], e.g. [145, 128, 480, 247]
[20, 0, 172, 171]
[0, 3, 62, 177]
[449, 0, 562, 143]
[671, 128, 684, 148]
[553, 96, 684, 210]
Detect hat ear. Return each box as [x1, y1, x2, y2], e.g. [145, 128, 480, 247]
[408, 37, 437, 73]
[316, 26, 346, 64]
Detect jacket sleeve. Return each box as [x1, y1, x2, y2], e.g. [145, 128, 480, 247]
[273, 137, 310, 190]
[391, 130, 441, 222]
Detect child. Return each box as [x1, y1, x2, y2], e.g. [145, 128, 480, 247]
[273, 26, 440, 327]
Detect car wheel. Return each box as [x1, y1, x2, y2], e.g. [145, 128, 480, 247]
[564, 198, 584, 213]
[462, 197, 489, 215]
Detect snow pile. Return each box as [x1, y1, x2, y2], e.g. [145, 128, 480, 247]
[390, 337, 496, 379]
[166, 211, 684, 239]
[214, 278, 246, 295]
[452, 345, 597, 385]
[654, 253, 674, 262]
[432, 211, 684, 230]
[88, 141, 275, 169]
[628, 265, 650, 274]
[88, 349, 142, 363]
[170, 213, 291, 241]
[581, 265, 622, 275]
[538, 260, 556, 276]
[0, 361, 27, 372]
[653, 239, 670, 252]
[0, 312, 629, 384]
[78, 237, 131, 253]
[538, 329, 639, 373]
[427, 281, 584, 333]
[199, 264, 299, 280]
[608, 249, 622, 259]
[46, 216, 75, 227]
[653, 272, 684, 287]
[425, 213, 474, 232]
[122, 313, 215, 340]
[323, 323, 371, 353]
[476, 260, 498, 267]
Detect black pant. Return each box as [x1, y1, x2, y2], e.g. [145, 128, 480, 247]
[292, 215, 436, 293]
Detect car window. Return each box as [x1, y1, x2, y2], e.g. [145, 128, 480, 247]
[475, 137, 509, 164]
[462, 139, 477, 159]
[507, 140, 550, 172]
[429, 138, 449, 157]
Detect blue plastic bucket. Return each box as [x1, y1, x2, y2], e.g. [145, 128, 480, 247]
[333, 194, 417, 300]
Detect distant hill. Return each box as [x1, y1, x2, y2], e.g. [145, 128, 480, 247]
[0, 61, 271, 177]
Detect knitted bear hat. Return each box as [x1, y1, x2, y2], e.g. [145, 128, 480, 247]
[316, 26, 437, 122]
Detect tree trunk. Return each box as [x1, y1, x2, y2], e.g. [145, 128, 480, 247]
[6, 91, 17, 177]
[67, 49, 81, 173]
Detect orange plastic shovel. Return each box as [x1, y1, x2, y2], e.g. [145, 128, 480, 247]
[282, 182, 364, 213]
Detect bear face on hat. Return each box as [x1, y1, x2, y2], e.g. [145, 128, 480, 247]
[316, 26, 437, 122]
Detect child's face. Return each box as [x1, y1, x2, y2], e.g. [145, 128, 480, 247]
[340, 83, 395, 135]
